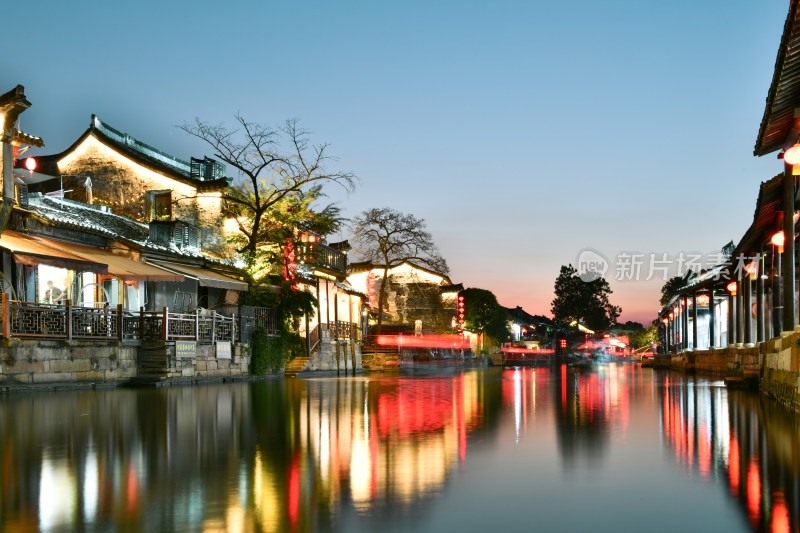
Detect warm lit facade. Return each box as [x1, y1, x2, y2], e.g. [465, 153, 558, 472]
[347, 260, 458, 333]
[16, 115, 232, 255]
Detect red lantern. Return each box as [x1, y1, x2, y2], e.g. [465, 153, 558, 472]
[772, 231, 785, 253]
[784, 144, 800, 166]
[744, 262, 758, 280]
[24, 157, 36, 171]
[726, 281, 737, 295]
[662, 318, 669, 325]
[697, 294, 710, 307]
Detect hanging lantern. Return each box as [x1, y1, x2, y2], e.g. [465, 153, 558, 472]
[697, 294, 710, 307]
[744, 261, 758, 280]
[726, 281, 738, 295]
[784, 144, 800, 166]
[662, 318, 669, 325]
[668, 312, 674, 320]
[772, 231, 785, 253]
[24, 157, 36, 171]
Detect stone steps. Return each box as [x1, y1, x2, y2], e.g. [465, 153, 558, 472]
[284, 356, 310, 376]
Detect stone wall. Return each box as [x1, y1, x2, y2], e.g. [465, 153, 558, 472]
[0, 339, 138, 387]
[0, 339, 251, 390]
[682, 345, 762, 376]
[678, 331, 800, 410]
[760, 332, 800, 411]
[305, 340, 362, 372]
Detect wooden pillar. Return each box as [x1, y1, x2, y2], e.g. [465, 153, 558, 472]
[325, 279, 330, 326]
[757, 251, 766, 343]
[709, 290, 716, 349]
[727, 292, 736, 346]
[682, 300, 689, 352]
[743, 270, 752, 344]
[773, 247, 783, 335]
[667, 317, 672, 352]
[305, 313, 310, 357]
[692, 293, 698, 350]
[333, 286, 339, 341]
[735, 278, 744, 344]
[783, 166, 795, 331]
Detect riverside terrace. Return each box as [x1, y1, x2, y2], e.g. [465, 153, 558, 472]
[0, 297, 282, 389]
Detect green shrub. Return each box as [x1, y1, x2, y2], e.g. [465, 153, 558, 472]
[249, 327, 309, 375]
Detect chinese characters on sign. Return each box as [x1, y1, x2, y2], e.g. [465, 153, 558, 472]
[577, 249, 766, 282]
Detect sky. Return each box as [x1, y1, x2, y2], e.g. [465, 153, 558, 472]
[3, 0, 792, 324]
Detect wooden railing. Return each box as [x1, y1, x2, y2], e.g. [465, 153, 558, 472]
[329, 321, 360, 341]
[296, 242, 346, 274]
[308, 324, 321, 353]
[0, 295, 236, 343]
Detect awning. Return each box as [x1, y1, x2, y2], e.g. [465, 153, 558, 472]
[0, 230, 107, 274]
[26, 236, 183, 282]
[147, 260, 249, 291]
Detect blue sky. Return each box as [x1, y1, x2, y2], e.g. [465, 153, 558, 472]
[5, 0, 791, 324]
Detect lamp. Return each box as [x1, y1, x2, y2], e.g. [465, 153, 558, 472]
[784, 144, 800, 165]
[772, 231, 785, 254]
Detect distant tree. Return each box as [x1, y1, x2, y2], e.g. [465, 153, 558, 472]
[660, 275, 688, 306]
[629, 321, 658, 349]
[180, 115, 356, 275]
[551, 264, 621, 331]
[460, 288, 511, 348]
[351, 208, 448, 334]
[617, 320, 644, 330]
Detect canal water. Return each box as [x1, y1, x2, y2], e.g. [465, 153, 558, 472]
[1, 365, 798, 532]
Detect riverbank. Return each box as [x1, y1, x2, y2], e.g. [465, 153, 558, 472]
[656, 328, 800, 411]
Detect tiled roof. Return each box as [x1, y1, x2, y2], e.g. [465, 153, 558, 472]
[28, 194, 205, 261]
[15, 115, 229, 191]
[755, 0, 800, 155]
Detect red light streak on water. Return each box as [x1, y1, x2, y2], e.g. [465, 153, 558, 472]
[772, 492, 791, 533]
[698, 424, 710, 479]
[729, 432, 740, 495]
[288, 451, 300, 531]
[376, 334, 470, 349]
[500, 347, 555, 354]
[747, 458, 761, 527]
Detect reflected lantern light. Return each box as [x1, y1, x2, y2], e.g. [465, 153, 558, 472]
[24, 157, 36, 171]
[783, 144, 800, 166]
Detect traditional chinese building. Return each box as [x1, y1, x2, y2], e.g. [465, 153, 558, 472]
[16, 115, 233, 254]
[655, 1, 800, 409]
[286, 231, 365, 373]
[347, 260, 459, 333]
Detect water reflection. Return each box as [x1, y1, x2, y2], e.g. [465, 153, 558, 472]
[658, 373, 800, 532]
[0, 367, 798, 532]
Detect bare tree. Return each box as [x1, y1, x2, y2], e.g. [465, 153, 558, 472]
[179, 115, 357, 268]
[351, 208, 449, 334]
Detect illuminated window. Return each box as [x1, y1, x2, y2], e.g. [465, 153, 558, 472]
[148, 190, 172, 221]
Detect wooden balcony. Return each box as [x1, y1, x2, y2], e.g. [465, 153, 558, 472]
[296, 242, 346, 275]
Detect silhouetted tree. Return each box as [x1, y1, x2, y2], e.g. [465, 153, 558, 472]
[460, 287, 510, 348]
[551, 264, 621, 331]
